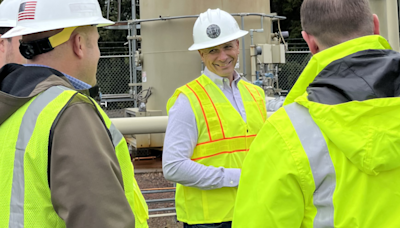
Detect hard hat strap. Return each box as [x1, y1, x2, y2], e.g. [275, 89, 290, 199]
[49, 26, 78, 48]
[19, 26, 78, 59]
[19, 38, 54, 59]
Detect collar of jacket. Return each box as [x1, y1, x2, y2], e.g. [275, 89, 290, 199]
[24, 64, 92, 90]
[283, 35, 392, 106]
[0, 64, 93, 125]
[204, 67, 241, 90]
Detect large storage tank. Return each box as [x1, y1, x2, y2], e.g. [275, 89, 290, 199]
[369, 0, 400, 51]
[140, 0, 272, 115]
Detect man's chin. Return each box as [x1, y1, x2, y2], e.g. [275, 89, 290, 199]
[216, 70, 234, 77]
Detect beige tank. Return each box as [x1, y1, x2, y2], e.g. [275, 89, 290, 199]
[369, 0, 400, 51]
[140, 0, 272, 115]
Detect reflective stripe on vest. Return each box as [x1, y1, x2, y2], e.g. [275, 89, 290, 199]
[93, 97, 149, 228]
[9, 86, 67, 227]
[109, 123, 123, 148]
[285, 103, 336, 228]
[186, 80, 224, 141]
[242, 82, 266, 121]
[183, 76, 265, 161]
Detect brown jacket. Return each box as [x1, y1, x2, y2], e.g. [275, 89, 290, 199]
[0, 64, 136, 227]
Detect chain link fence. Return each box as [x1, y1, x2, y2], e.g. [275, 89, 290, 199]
[97, 55, 135, 113]
[97, 56, 130, 94]
[278, 51, 312, 92]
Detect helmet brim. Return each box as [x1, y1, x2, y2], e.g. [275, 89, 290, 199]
[2, 17, 114, 38]
[188, 30, 248, 51]
[0, 19, 16, 29]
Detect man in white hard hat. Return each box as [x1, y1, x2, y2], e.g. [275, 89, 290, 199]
[163, 8, 267, 228]
[0, 0, 148, 227]
[0, 0, 25, 67]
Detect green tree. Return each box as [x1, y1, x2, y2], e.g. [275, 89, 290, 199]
[98, 0, 133, 44]
[96, 0, 137, 110]
[271, 0, 303, 39]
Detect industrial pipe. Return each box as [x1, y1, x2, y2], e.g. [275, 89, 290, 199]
[128, 24, 133, 100]
[127, 13, 286, 25]
[250, 45, 257, 82]
[117, 0, 121, 22]
[106, 0, 110, 19]
[132, 0, 138, 107]
[241, 16, 246, 78]
[249, 16, 264, 45]
[110, 116, 169, 135]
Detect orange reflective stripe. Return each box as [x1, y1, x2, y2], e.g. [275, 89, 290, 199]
[186, 84, 212, 141]
[196, 80, 225, 139]
[192, 135, 256, 160]
[254, 86, 267, 118]
[187, 80, 224, 141]
[243, 84, 265, 121]
[192, 149, 249, 161]
[196, 134, 257, 146]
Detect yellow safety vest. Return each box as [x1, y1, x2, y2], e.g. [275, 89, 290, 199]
[0, 86, 149, 228]
[167, 74, 266, 224]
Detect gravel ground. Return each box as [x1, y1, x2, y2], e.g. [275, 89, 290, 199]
[135, 172, 183, 228]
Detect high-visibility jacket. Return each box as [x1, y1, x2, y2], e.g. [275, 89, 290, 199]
[283, 35, 392, 106]
[167, 74, 266, 224]
[233, 35, 400, 228]
[0, 86, 148, 228]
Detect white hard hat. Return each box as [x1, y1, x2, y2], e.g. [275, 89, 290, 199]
[0, 0, 20, 28]
[2, 0, 114, 38]
[189, 8, 248, 51]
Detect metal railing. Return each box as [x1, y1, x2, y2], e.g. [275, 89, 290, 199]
[142, 187, 177, 218]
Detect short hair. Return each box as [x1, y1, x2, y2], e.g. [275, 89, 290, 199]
[0, 27, 13, 42]
[301, 0, 374, 47]
[0, 27, 12, 35]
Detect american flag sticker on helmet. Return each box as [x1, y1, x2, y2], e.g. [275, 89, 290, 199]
[18, 1, 37, 21]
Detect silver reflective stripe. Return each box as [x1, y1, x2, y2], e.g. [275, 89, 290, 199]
[109, 123, 123, 147]
[285, 103, 336, 228]
[9, 86, 67, 228]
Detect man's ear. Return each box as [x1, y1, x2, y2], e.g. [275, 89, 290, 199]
[0, 38, 5, 53]
[198, 50, 205, 62]
[302, 31, 319, 55]
[373, 14, 380, 35]
[71, 33, 84, 59]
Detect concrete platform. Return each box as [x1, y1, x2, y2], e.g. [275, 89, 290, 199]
[133, 157, 163, 173]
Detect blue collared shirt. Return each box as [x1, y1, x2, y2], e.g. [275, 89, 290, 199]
[24, 64, 92, 90]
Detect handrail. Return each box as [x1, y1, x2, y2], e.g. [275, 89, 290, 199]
[142, 189, 176, 194]
[146, 198, 175, 203]
[142, 187, 177, 217]
[127, 13, 286, 25]
[142, 187, 176, 191]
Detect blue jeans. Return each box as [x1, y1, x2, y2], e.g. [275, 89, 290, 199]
[183, 221, 232, 228]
